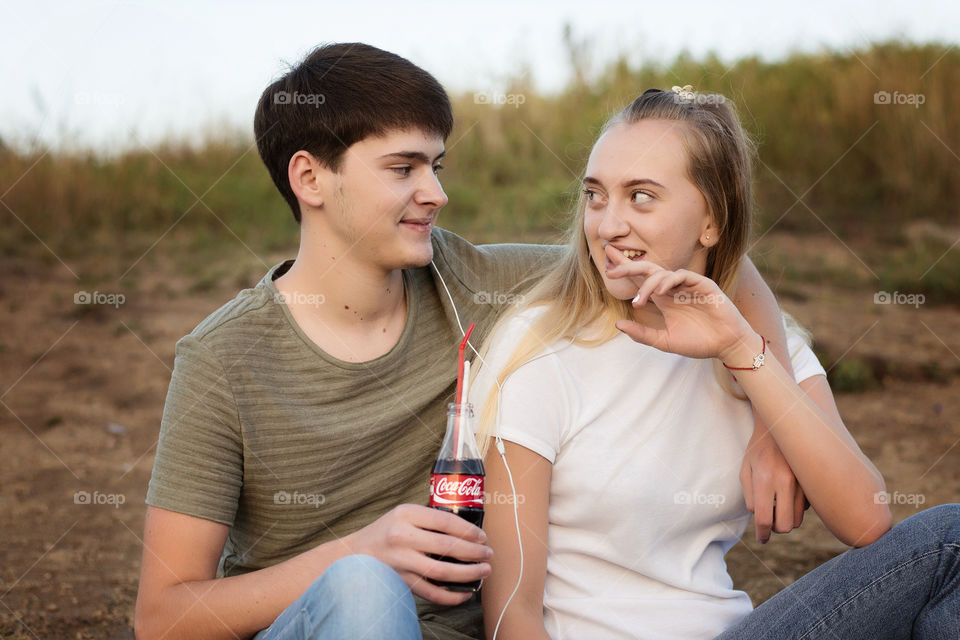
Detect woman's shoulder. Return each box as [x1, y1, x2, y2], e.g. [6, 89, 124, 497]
[483, 304, 555, 361]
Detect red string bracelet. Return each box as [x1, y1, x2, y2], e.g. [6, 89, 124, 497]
[722, 335, 766, 371]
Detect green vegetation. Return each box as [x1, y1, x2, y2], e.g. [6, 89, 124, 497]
[1, 41, 958, 302]
[828, 358, 881, 393]
[879, 237, 960, 306]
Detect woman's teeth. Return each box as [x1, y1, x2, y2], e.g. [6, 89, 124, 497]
[622, 249, 646, 260]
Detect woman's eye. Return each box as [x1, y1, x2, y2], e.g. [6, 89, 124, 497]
[631, 190, 653, 204]
[583, 188, 607, 208]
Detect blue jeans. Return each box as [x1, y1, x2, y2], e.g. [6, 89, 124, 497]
[253, 555, 421, 640]
[717, 504, 960, 639]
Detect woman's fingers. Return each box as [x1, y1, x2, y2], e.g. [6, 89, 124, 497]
[631, 270, 704, 308]
[614, 319, 667, 349]
[631, 271, 672, 307]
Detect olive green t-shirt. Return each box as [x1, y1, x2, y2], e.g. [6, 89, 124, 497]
[146, 227, 558, 639]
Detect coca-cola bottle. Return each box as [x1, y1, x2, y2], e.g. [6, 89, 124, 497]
[427, 402, 486, 592]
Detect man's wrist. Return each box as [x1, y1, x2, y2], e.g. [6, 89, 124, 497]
[749, 416, 772, 437]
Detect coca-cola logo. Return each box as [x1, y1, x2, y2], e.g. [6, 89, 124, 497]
[429, 474, 484, 507]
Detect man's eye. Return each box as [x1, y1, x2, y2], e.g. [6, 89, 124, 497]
[391, 166, 412, 177]
[631, 190, 653, 204]
[433, 164, 444, 175]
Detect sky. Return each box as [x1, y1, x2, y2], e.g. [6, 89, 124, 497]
[1, 0, 957, 150]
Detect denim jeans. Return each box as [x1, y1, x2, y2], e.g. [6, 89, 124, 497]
[716, 503, 960, 639]
[253, 554, 422, 640]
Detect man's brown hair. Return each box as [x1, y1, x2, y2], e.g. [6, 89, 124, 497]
[254, 43, 454, 223]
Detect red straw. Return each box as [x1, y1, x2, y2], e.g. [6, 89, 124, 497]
[453, 323, 475, 455]
[455, 323, 475, 406]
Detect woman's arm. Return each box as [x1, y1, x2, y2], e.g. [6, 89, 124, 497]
[717, 339, 891, 546]
[731, 257, 792, 378]
[607, 252, 892, 547]
[482, 441, 553, 640]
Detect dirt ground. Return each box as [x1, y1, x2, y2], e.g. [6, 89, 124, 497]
[1, 232, 958, 639]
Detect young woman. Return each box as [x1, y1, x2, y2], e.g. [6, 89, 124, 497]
[471, 88, 960, 639]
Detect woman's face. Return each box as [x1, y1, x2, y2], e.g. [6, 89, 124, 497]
[583, 119, 716, 302]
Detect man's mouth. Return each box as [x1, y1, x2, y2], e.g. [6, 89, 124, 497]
[399, 218, 434, 233]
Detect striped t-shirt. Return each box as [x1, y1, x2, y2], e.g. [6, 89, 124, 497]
[147, 227, 558, 638]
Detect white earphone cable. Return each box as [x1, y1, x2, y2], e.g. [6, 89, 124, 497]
[432, 260, 569, 640]
[431, 260, 520, 639]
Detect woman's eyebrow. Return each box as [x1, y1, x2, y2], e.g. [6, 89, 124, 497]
[583, 176, 667, 191]
[621, 178, 667, 190]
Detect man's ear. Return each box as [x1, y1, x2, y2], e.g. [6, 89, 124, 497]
[288, 150, 330, 211]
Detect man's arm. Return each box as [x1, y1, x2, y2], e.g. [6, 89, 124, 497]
[138, 333, 492, 639]
[135, 505, 492, 640]
[731, 256, 805, 543]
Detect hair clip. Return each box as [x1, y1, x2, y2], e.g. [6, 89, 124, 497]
[671, 85, 696, 103]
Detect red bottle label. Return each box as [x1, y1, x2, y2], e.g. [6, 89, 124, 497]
[429, 474, 484, 508]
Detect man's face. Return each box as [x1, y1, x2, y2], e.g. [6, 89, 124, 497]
[318, 128, 448, 272]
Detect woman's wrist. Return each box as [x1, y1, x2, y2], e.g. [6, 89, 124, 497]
[718, 331, 764, 369]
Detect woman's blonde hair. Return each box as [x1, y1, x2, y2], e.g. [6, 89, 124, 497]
[473, 89, 757, 455]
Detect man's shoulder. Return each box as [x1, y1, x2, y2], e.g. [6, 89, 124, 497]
[430, 227, 560, 292]
[181, 262, 288, 352]
[432, 226, 561, 260]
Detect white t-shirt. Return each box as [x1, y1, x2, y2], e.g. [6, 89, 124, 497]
[471, 309, 826, 640]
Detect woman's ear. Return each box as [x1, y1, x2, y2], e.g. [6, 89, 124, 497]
[288, 150, 327, 211]
[700, 218, 719, 248]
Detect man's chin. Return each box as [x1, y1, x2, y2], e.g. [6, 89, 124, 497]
[398, 246, 434, 269]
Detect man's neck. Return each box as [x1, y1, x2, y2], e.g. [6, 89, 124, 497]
[274, 242, 408, 362]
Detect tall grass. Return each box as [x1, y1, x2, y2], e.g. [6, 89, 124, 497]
[442, 41, 959, 242]
[1, 41, 958, 296]
[0, 133, 293, 262]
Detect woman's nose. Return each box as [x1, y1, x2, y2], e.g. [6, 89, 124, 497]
[597, 204, 629, 240]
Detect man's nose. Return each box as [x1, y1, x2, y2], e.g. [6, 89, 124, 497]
[415, 171, 448, 209]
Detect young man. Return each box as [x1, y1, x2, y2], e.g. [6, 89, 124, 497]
[135, 43, 801, 640]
